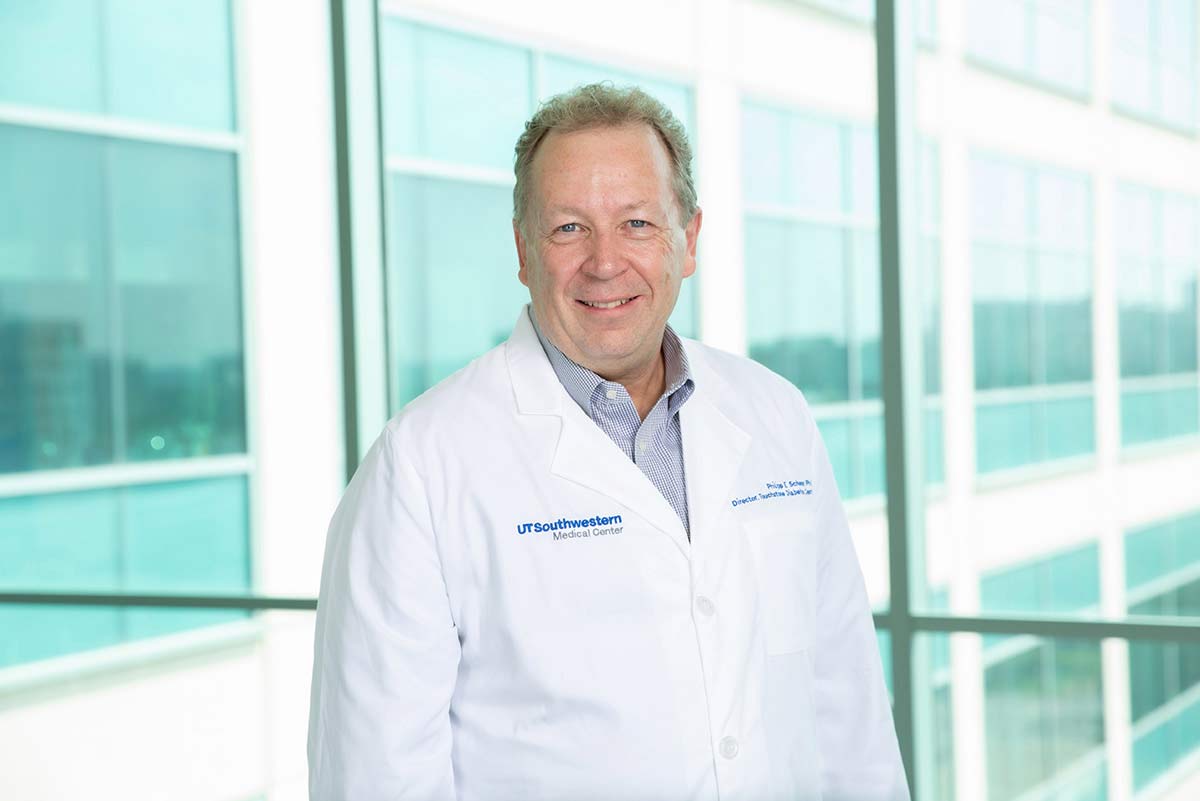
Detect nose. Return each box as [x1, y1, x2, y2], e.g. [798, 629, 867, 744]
[581, 227, 627, 280]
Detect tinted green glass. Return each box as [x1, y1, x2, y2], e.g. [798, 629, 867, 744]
[746, 219, 850, 403]
[1044, 394, 1094, 460]
[109, 140, 246, 461]
[977, 400, 1036, 472]
[382, 21, 531, 169]
[670, 278, 699, 340]
[105, 0, 235, 131]
[973, 244, 1034, 390]
[816, 417, 852, 497]
[0, 0, 234, 130]
[0, 125, 112, 472]
[0, 0, 104, 114]
[1117, 258, 1164, 379]
[1129, 578, 1200, 789]
[0, 604, 123, 668]
[1040, 254, 1093, 384]
[0, 128, 244, 471]
[925, 406, 945, 485]
[388, 174, 528, 408]
[984, 638, 1105, 801]
[1121, 385, 1200, 445]
[124, 477, 249, 638]
[0, 477, 249, 667]
[859, 413, 886, 497]
[0, 489, 120, 591]
[855, 231, 882, 399]
[741, 103, 789, 207]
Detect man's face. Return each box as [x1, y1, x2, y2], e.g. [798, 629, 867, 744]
[514, 124, 701, 380]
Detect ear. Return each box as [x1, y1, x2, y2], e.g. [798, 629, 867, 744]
[681, 208, 702, 279]
[513, 219, 530, 287]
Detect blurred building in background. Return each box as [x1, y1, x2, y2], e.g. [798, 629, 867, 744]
[0, 1, 1197, 800]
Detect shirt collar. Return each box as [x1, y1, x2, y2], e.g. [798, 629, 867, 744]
[528, 307, 694, 418]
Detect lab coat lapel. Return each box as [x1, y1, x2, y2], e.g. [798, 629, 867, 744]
[505, 307, 691, 557]
[679, 346, 751, 547]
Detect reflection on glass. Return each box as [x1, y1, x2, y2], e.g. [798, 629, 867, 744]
[0, 0, 235, 131]
[971, 154, 1094, 473]
[0, 477, 250, 667]
[1116, 185, 1200, 447]
[966, 0, 1090, 96]
[0, 125, 246, 472]
[742, 102, 942, 498]
[919, 630, 1200, 801]
[1111, 0, 1198, 131]
[379, 17, 699, 410]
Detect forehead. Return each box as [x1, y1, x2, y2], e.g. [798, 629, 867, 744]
[530, 123, 674, 205]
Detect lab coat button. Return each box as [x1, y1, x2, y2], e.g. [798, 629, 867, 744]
[695, 596, 716, 617]
[719, 736, 739, 759]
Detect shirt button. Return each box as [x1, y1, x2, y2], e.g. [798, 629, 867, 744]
[638, 442, 647, 454]
[605, 389, 618, 400]
[695, 596, 716, 617]
[719, 736, 739, 759]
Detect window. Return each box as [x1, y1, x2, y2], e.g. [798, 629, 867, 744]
[798, 0, 940, 43]
[1111, 0, 1198, 131]
[1126, 510, 1200, 790]
[1116, 184, 1200, 447]
[971, 155, 1094, 474]
[0, 0, 248, 669]
[741, 102, 943, 499]
[966, 0, 1091, 96]
[378, 17, 698, 411]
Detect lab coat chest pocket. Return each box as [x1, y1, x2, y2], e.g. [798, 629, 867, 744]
[745, 520, 817, 656]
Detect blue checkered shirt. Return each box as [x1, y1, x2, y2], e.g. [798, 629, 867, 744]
[531, 311, 695, 538]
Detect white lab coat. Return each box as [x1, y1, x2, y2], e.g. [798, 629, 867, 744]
[309, 307, 908, 801]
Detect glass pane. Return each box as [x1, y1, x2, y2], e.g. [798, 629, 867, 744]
[742, 102, 789, 207]
[0, 0, 104, 114]
[966, 0, 1028, 75]
[746, 220, 849, 403]
[0, 476, 250, 667]
[973, 244, 1034, 390]
[0, 0, 234, 130]
[787, 116, 844, 216]
[387, 174, 528, 408]
[108, 140, 246, 461]
[380, 21, 532, 169]
[916, 633, 1132, 801]
[106, 0, 236, 131]
[0, 125, 113, 473]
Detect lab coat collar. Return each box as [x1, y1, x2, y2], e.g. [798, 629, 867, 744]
[505, 307, 751, 557]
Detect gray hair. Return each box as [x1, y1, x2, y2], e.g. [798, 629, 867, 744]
[512, 82, 698, 230]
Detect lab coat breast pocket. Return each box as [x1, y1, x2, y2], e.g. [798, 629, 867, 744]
[745, 520, 817, 656]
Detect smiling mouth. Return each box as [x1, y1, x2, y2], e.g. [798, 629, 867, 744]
[578, 297, 636, 309]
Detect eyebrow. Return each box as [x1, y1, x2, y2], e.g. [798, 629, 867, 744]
[545, 200, 652, 217]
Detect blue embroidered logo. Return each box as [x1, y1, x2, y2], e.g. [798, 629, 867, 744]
[516, 514, 625, 541]
[730, 479, 813, 508]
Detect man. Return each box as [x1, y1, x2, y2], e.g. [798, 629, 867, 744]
[309, 84, 908, 801]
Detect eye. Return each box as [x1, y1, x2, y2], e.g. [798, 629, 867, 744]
[557, 223, 579, 233]
[628, 219, 649, 228]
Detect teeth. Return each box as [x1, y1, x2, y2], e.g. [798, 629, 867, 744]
[582, 298, 632, 309]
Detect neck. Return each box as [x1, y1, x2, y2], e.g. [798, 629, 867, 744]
[596, 350, 666, 421]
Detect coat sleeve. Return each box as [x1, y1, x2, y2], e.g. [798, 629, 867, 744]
[806, 410, 911, 801]
[308, 424, 462, 801]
